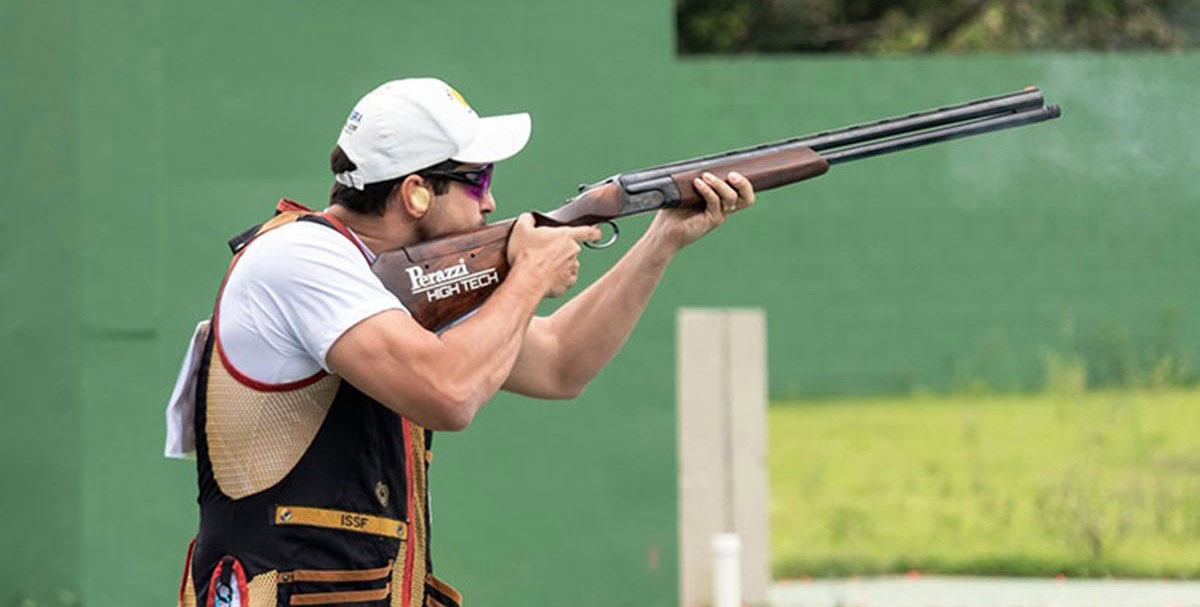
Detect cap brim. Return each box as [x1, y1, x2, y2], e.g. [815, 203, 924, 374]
[452, 112, 531, 164]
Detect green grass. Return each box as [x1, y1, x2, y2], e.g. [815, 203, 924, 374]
[769, 387, 1200, 579]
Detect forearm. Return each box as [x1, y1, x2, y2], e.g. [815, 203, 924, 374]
[434, 266, 547, 410]
[540, 226, 680, 390]
[347, 264, 547, 430]
[521, 169, 753, 396]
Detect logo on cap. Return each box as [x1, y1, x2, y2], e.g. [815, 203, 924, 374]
[446, 86, 477, 116]
[344, 110, 362, 135]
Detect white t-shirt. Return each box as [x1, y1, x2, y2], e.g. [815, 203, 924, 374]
[164, 217, 408, 458]
[217, 220, 407, 383]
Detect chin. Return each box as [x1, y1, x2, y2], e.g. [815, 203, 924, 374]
[451, 218, 485, 233]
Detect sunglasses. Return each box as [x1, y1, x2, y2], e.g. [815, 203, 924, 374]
[421, 164, 493, 200]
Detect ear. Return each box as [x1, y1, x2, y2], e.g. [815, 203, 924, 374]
[396, 175, 433, 218]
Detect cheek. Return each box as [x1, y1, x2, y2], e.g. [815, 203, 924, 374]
[452, 198, 483, 220]
[425, 197, 476, 227]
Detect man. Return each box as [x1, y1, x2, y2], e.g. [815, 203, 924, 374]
[165, 78, 754, 607]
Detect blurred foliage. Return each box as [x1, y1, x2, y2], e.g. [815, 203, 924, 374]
[677, 0, 1200, 53]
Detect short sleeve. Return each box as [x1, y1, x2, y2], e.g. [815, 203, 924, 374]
[217, 221, 408, 382]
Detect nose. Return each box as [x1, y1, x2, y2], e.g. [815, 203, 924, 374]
[479, 190, 496, 214]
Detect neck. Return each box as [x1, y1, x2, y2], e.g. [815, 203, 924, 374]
[326, 204, 419, 255]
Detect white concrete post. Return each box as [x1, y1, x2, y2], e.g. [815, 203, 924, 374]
[678, 308, 770, 607]
[712, 533, 743, 607]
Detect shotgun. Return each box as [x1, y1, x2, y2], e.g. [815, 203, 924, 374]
[373, 87, 1062, 331]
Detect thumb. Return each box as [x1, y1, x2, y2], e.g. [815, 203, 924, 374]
[507, 214, 535, 266]
[513, 213, 535, 232]
[508, 213, 534, 244]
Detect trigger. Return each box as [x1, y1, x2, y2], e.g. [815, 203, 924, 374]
[582, 221, 620, 250]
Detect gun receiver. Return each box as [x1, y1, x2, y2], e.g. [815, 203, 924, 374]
[372, 87, 1062, 331]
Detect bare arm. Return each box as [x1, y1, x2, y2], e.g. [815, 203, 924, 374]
[503, 171, 756, 399]
[327, 220, 598, 430]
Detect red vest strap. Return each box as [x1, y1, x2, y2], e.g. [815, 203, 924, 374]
[276, 198, 314, 213]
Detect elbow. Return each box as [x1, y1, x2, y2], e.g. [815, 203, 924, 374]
[374, 375, 482, 432]
[423, 383, 483, 432]
[430, 412, 472, 432]
[556, 381, 586, 400]
[432, 404, 474, 432]
[547, 373, 588, 400]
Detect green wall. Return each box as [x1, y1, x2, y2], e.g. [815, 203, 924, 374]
[3, 0, 1198, 605]
[677, 54, 1200, 396]
[2, 1, 81, 605]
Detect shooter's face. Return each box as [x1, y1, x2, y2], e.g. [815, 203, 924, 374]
[417, 164, 496, 240]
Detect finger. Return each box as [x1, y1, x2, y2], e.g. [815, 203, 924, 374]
[727, 172, 756, 207]
[692, 175, 723, 222]
[703, 172, 739, 209]
[565, 225, 603, 243]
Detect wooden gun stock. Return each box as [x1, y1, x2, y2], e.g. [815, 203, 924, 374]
[372, 87, 1061, 331]
[373, 221, 515, 332]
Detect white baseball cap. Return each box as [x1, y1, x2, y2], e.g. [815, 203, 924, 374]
[334, 78, 532, 190]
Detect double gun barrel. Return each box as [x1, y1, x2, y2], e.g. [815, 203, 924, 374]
[621, 86, 1062, 186]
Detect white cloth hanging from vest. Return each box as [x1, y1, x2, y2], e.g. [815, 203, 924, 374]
[164, 319, 210, 459]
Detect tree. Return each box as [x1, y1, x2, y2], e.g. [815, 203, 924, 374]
[676, 0, 1200, 53]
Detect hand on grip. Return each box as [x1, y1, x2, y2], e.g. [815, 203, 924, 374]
[507, 214, 601, 298]
[652, 171, 757, 251]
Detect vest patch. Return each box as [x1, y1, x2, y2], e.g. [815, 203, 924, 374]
[274, 505, 408, 539]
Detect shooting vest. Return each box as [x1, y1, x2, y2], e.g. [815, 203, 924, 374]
[177, 200, 462, 607]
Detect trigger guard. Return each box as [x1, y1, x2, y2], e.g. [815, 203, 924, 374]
[583, 221, 620, 250]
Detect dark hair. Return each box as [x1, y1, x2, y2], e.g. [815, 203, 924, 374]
[328, 146, 455, 216]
